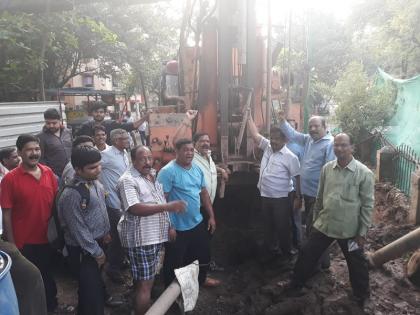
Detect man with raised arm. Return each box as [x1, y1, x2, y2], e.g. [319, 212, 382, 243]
[279, 112, 335, 267]
[76, 101, 150, 145]
[247, 114, 301, 257]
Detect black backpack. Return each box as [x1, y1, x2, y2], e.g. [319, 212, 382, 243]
[47, 183, 90, 251]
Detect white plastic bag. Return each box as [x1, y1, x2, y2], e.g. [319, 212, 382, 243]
[174, 260, 200, 312]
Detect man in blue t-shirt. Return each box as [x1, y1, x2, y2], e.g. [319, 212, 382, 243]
[157, 138, 220, 287]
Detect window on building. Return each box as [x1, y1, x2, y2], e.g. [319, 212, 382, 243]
[83, 74, 94, 88]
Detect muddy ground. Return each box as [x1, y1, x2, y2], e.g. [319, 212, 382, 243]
[55, 179, 420, 314]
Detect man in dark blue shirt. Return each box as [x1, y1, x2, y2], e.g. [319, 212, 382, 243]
[58, 146, 113, 315]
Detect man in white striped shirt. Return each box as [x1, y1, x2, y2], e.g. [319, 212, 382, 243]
[117, 145, 186, 315]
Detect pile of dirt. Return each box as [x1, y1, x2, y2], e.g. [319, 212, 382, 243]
[374, 182, 410, 224]
[369, 182, 415, 250]
[185, 182, 420, 315]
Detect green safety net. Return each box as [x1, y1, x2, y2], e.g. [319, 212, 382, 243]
[377, 68, 420, 154]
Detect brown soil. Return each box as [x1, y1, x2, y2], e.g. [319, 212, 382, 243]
[55, 179, 420, 315]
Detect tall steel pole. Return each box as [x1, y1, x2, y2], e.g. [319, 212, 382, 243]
[266, 0, 272, 133]
[286, 8, 292, 117]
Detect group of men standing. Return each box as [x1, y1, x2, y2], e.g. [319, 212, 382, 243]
[0, 103, 224, 315]
[248, 110, 374, 309]
[0, 100, 374, 314]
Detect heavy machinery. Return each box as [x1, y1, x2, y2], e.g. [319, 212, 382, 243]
[148, 0, 272, 172]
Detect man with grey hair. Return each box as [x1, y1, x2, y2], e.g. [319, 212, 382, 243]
[99, 128, 131, 283]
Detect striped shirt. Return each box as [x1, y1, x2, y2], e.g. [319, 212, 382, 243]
[117, 167, 170, 248]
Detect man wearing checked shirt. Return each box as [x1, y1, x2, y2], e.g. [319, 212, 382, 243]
[117, 145, 186, 315]
[280, 133, 374, 309]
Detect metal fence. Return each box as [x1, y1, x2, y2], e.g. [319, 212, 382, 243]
[370, 133, 420, 196]
[392, 144, 420, 196]
[0, 101, 61, 148]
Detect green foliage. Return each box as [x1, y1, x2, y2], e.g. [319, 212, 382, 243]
[349, 0, 420, 77]
[333, 62, 397, 141]
[0, 10, 127, 100]
[0, 2, 180, 101]
[0, 12, 42, 95]
[310, 80, 334, 115]
[272, 10, 352, 108]
[86, 3, 180, 97]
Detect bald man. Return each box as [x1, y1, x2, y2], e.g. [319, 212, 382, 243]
[117, 145, 186, 314]
[279, 113, 335, 268]
[281, 133, 374, 309]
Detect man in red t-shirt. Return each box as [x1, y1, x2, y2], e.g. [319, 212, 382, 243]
[1, 134, 58, 312]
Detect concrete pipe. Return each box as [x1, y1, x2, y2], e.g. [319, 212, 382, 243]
[368, 227, 420, 267]
[145, 280, 182, 315]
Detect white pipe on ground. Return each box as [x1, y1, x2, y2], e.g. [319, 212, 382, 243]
[145, 280, 182, 315]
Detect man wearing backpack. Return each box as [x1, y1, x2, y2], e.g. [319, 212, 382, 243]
[58, 146, 113, 315]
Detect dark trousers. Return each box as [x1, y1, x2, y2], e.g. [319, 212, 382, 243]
[139, 131, 148, 146]
[261, 195, 292, 254]
[0, 240, 47, 315]
[293, 229, 370, 299]
[67, 245, 106, 315]
[21, 244, 57, 312]
[303, 195, 316, 233]
[303, 195, 330, 268]
[106, 207, 124, 273]
[200, 206, 212, 240]
[163, 221, 211, 287]
[290, 191, 302, 248]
